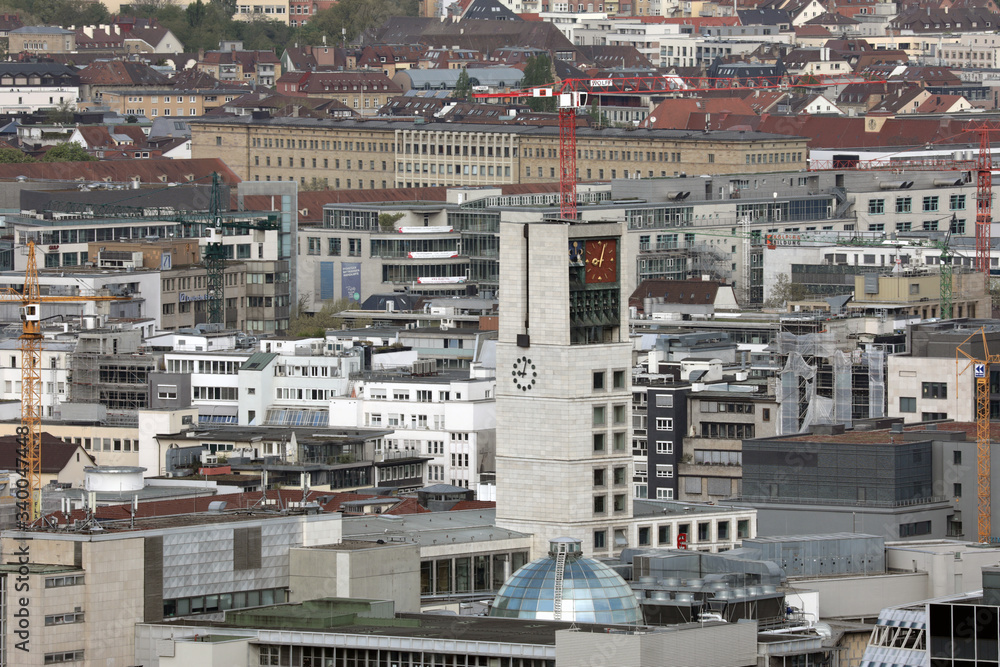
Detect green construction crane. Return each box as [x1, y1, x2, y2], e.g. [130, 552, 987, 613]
[925, 215, 959, 320]
[198, 173, 279, 326]
[44, 172, 279, 327]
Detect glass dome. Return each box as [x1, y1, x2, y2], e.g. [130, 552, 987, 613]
[490, 537, 641, 624]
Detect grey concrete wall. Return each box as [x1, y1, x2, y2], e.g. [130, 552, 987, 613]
[555, 620, 758, 667]
[288, 542, 420, 613]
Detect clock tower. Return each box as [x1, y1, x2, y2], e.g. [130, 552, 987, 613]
[495, 217, 636, 558]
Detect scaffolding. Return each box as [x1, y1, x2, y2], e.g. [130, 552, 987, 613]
[67, 329, 155, 426]
[775, 331, 887, 435]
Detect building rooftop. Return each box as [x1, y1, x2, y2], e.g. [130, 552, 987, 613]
[633, 498, 755, 518]
[778, 421, 981, 445]
[155, 607, 678, 645]
[188, 115, 806, 144]
[343, 507, 530, 547]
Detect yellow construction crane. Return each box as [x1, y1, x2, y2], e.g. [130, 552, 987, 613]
[957, 327, 1000, 543]
[4, 239, 129, 524]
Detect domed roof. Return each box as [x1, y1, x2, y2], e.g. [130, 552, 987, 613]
[490, 538, 641, 624]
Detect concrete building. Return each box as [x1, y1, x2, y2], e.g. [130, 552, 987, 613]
[102, 87, 255, 118]
[8, 26, 75, 54]
[134, 597, 760, 667]
[190, 115, 809, 187]
[494, 215, 637, 558]
[328, 368, 497, 488]
[0, 500, 343, 667]
[734, 421, 1000, 542]
[888, 319, 1000, 424]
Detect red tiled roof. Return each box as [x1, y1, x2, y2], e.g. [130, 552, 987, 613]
[449, 499, 496, 511]
[915, 94, 967, 113]
[629, 279, 721, 312]
[384, 497, 430, 515]
[752, 114, 989, 149]
[781, 421, 989, 444]
[644, 97, 757, 130]
[657, 16, 741, 26]
[0, 157, 240, 185]
[795, 25, 833, 36]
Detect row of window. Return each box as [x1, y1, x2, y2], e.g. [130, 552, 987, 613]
[869, 195, 966, 215]
[593, 492, 629, 514]
[633, 518, 752, 548]
[163, 587, 288, 617]
[259, 646, 502, 667]
[45, 611, 84, 626]
[747, 152, 804, 165]
[80, 437, 137, 452]
[193, 386, 239, 401]
[592, 404, 629, 426]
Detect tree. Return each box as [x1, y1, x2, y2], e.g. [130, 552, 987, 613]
[453, 68, 472, 102]
[41, 143, 96, 162]
[522, 54, 556, 113]
[185, 0, 207, 26]
[588, 95, 608, 129]
[0, 148, 35, 163]
[378, 212, 404, 232]
[287, 297, 358, 337]
[45, 100, 75, 125]
[295, 0, 416, 46]
[237, 18, 295, 51]
[764, 273, 809, 308]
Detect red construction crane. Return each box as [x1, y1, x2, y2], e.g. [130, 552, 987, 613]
[969, 121, 1000, 283]
[475, 73, 878, 219]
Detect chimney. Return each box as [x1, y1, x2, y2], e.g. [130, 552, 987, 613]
[83, 26, 93, 38]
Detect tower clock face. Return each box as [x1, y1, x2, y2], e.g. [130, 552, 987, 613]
[511, 355, 537, 391]
[585, 239, 618, 284]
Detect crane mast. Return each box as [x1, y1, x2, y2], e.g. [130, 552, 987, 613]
[18, 241, 41, 524]
[6, 240, 132, 524]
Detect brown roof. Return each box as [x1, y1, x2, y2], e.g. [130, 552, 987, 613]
[171, 68, 229, 90]
[78, 60, 169, 86]
[372, 17, 576, 58]
[780, 421, 985, 444]
[629, 279, 721, 312]
[449, 499, 496, 511]
[75, 19, 171, 50]
[915, 94, 967, 113]
[644, 97, 757, 130]
[868, 85, 926, 113]
[281, 71, 402, 94]
[75, 125, 148, 149]
[0, 432, 94, 473]
[0, 157, 240, 185]
[201, 49, 280, 67]
[794, 25, 833, 36]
